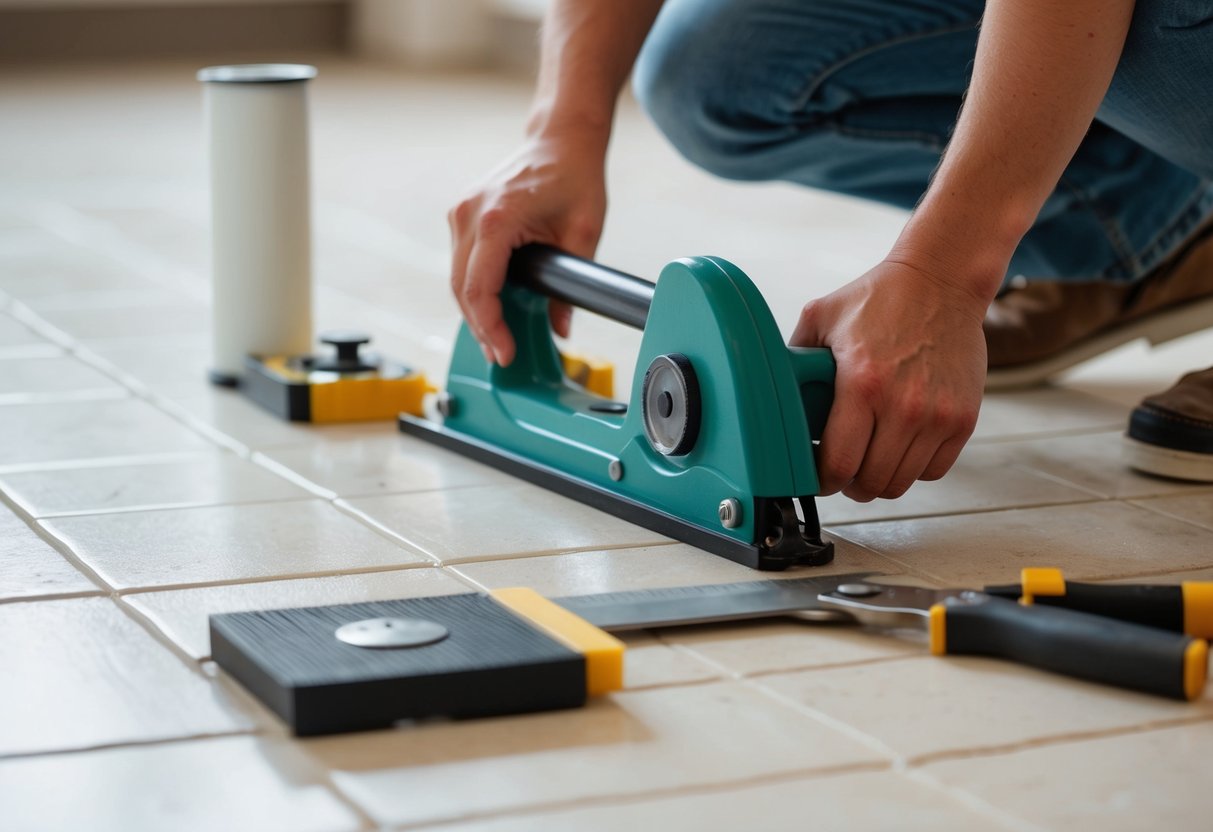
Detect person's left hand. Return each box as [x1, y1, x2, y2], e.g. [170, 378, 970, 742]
[792, 258, 988, 501]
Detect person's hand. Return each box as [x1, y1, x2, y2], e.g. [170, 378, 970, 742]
[448, 126, 608, 366]
[792, 259, 988, 501]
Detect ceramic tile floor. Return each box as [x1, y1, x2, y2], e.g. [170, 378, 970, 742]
[2, 57, 1212, 832]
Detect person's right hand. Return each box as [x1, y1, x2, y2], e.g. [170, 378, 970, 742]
[448, 126, 608, 367]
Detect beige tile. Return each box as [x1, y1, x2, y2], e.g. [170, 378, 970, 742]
[452, 541, 903, 596]
[0, 353, 125, 401]
[665, 619, 923, 678]
[41, 500, 432, 590]
[1131, 492, 1213, 532]
[259, 431, 510, 499]
[160, 387, 390, 452]
[341, 483, 674, 563]
[0, 398, 210, 466]
[832, 501, 1213, 587]
[82, 335, 214, 397]
[0, 597, 256, 756]
[308, 680, 886, 827]
[1009, 430, 1213, 500]
[0, 735, 361, 832]
[35, 303, 208, 342]
[926, 722, 1213, 832]
[0, 243, 154, 300]
[973, 388, 1127, 442]
[427, 769, 1005, 832]
[819, 441, 1095, 525]
[0, 505, 99, 601]
[125, 566, 472, 660]
[0, 311, 47, 347]
[758, 656, 1212, 762]
[0, 452, 310, 517]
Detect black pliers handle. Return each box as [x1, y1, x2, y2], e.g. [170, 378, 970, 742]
[819, 568, 1212, 701]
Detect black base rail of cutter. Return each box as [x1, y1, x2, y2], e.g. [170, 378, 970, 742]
[399, 414, 834, 571]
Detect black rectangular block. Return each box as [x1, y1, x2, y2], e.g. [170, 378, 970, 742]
[210, 594, 587, 736]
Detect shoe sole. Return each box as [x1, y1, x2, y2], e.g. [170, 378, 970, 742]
[985, 295, 1213, 391]
[1123, 435, 1213, 483]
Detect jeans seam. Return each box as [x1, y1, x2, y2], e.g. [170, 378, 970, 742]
[830, 122, 947, 150]
[1131, 184, 1213, 272]
[1053, 175, 1141, 279]
[793, 18, 982, 112]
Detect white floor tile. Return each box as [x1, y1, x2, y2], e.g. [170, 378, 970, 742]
[0, 597, 257, 756]
[0, 506, 99, 601]
[0, 736, 361, 832]
[41, 500, 432, 590]
[0, 452, 311, 517]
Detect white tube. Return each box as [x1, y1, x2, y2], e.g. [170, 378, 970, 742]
[199, 64, 316, 383]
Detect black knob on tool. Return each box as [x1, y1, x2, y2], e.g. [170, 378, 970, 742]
[642, 353, 701, 456]
[314, 331, 378, 373]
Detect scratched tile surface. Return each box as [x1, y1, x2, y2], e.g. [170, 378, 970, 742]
[2, 56, 1211, 831]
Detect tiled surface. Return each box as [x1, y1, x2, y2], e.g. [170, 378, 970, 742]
[426, 769, 1007, 832]
[925, 723, 1213, 831]
[41, 500, 433, 589]
[0, 451, 311, 517]
[832, 501, 1213, 586]
[0, 736, 362, 832]
[0, 506, 99, 601]
[341, 483, 675, 563]
[307, 681, 887, 828]
[0, 397, 210, 466]
[3, 57, 1213, 831]
[0, 597, 257, 756]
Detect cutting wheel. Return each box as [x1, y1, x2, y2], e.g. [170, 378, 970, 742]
[642, 353, 701, 456]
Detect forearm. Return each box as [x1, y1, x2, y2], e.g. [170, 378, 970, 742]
[527, 0, 665, 141]
[893, 0, 1136, 303]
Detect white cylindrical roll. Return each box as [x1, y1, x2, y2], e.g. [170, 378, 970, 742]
[199, 64, 317, 383]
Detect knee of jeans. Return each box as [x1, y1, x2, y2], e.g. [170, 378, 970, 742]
[633, 5, 811, 181]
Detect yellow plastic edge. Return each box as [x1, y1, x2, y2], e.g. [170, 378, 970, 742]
[560, 351, 615, 399]
[1020, 567, 1066, 606]
[310, 373, 435, 423]
[928, 603, 947, 655]
[1183, 638, 1208, 701]
[490, 587, 625, 696]
[1182, 582, 1213, 639]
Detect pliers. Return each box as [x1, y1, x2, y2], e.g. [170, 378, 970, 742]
[816, 568, 1211, 701]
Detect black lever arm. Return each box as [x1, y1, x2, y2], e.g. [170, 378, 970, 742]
[506, 244, 655, 330]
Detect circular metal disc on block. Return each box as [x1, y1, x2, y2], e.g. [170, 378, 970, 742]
[641, 353, 701, 456]
[197, 64, 317, 84]
[334, 617, 449, 649]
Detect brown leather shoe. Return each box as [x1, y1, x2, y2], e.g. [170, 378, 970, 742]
[1126, 367, 1213, 482]
[985, 220, 1213, 390]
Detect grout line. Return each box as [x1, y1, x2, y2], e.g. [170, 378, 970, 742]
[967, 423, 1128, 446]
[0, 729, 261, 764]
[1125, 496, 1213, 536]
[34, 493, 318, 521]
[898, 767, 1048, 832]
[902, 712, 1213, 769]
[822, 493, 1107, 528]
[113, 560, 446, 598]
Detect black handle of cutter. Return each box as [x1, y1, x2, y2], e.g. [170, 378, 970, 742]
[507, 244, 654, 330]
[935, 594, 1207, 700]
[984, 580, 1206, 635]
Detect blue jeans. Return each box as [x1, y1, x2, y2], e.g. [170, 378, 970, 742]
[633, 0, 1213, 283]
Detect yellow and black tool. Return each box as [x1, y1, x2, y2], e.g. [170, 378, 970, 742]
[240, 331, 434, 423]
[211, 567, 1210, 736]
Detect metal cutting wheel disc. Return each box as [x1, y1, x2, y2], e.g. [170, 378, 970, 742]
[642, 353, 701, 456]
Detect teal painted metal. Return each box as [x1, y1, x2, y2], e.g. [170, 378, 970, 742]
[441, 255, 834, 551]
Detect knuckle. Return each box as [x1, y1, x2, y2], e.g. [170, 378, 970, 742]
[476, 207, 509, 236]
[448, 199, 475, 228]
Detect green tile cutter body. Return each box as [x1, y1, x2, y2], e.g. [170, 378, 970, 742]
[400, 245, 837, 570]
